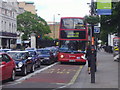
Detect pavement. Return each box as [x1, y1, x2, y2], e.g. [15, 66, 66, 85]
[66, 50, 119, 89]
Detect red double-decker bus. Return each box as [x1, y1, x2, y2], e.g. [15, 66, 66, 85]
[58, 17, 88, 64]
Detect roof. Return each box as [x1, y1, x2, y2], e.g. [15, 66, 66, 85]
[37, 48, 50, 51]
[26, 50, 36, 52]
[0, 49, 11, 50]
[0, 52, 6, 54]
[7, 51, 28, 53]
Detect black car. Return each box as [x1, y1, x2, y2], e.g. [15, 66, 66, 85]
[37, 48, 56, 65]
[0, 49, 12, 53]
[7, 51, 35, 75]
[45, 47, 59, 61]
[26, 50, 41, 68]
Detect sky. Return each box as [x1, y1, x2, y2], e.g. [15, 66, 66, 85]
[17, 0, 91, 22]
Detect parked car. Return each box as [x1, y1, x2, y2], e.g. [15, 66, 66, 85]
[0, 49, 12, 53]
[25, 50, 41, 68]
[7, 51, 35, 75]
[0, 53, 16, 81]
[36, 48, 56, 65]
[45, 47, 59, 61]
[25, 48, 36, 51]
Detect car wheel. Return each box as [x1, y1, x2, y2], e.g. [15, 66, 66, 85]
[22, 67, 27, 75]
[37, 61, 41, 68]
[31, 64, 35, 72]
[60, 62, 64, 64]
[10, 70, 15, 81]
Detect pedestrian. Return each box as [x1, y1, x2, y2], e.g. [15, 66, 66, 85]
[85, 41, 92, 74]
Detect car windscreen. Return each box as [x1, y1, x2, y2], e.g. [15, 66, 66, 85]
[7, 52, 27, 60]
[28, 51, 36, 57]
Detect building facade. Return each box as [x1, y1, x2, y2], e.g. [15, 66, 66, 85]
[48, 22, 60, 39]
[0, 0, 18, 49]
[18, 1, 36, 14]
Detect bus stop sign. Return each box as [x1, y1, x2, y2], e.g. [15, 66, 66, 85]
[94, 27, 100, 33]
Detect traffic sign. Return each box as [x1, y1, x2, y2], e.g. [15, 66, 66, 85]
[97, 9, 112, 15]
[96, 0, 112, 15]
[94, 27, 100, 33]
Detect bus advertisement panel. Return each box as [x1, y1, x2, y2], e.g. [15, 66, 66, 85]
[58, 17, 88, 64]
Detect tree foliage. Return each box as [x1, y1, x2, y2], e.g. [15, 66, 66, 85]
[17, 11, 51, 40]
[100, 2, 120, 42]
[84, 15, 100, 25]
[42, 36, 53, 40]
[101, 2, 120, 34]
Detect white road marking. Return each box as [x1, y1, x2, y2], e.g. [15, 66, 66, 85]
[1, 62, 59, 87]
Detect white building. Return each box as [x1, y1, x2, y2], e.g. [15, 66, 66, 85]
[0, 0, 19, 49]
[108, 34, 116, 46]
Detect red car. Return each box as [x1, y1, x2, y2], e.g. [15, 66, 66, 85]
[0, 53, 16, 81]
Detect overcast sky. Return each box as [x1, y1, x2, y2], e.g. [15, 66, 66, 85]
[17, 0, 91, 22]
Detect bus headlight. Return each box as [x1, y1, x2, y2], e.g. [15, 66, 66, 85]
[60, 55, 64, 58]
[81, 55, 86, 59]
[18, 62, 23, 68]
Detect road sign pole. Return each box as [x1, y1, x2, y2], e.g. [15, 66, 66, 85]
[90, 0, 95, 83]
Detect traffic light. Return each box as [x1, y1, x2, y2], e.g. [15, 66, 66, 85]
[37, 35, 42, 39]
[38, 35, 40, 38]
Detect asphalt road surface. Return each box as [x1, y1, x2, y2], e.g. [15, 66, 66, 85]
[1, 62, 84, 89]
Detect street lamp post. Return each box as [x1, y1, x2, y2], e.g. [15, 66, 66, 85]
[53, 14, 55, 39]
[53, 14, 60, 39]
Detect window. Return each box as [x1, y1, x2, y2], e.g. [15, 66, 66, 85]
[0, 8, 1, 14]
[5, 9, 7, 15]
[1, 21, 3, 31]
[2, 54, 11, 62]
[4, 22, 6, 31]
[10, 11, 12, 17]
[59, 40, 86, 51]
[61, 18, 85, 29]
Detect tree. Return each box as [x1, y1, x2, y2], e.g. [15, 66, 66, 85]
[101, 2, 120, 35]
[17, 11, 51, 40]
[100, 2, 120, 43]
[84, 15, 100, 25]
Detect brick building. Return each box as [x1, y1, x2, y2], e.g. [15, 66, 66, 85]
[48, 22, 60, 39]
[18, 1, 36, 14]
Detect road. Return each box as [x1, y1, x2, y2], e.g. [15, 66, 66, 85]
[1, 65, 47, 85]
[1, 50, 118, 89]
[1, 62, 84, 89]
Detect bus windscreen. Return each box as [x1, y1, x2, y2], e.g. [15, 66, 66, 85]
[59, 40, 86, 52]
